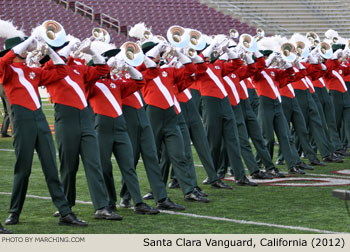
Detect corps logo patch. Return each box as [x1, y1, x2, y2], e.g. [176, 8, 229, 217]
[215, 66, 221, 70]
[73, 69, 80, 75]
[29, 71, 36, 80]
[270, 72, 275, 77]
[162, 71, 168, 77]
[231, 73, 237, 79]
[110, 83, 116, 89]
[339, 70, 343, 75]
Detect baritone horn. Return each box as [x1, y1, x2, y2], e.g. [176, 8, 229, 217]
[295, 41, 309, 58]
[318, 41, 333, 59]
[188, 29, 206, 51]
[238, 34, 258, 52]
[254, 27, 265, 41]
[167, 25, 190, 48]
[119, 41, 144, 66]
[306, 32, 320, 47]
[41, 20, 67, 47]
[92, 27, 110, 43]
[229, 28, 239, 39]
[280, 42, 297, 62]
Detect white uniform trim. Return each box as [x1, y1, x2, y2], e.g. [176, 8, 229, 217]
[286, 84, 295, 97]
[133, 91, 144, 107]
[183, 88, 192, 100]
[206, 67, 228, 97]
[153, 76, 174, 107]
[223, 76, 240, 104]
[261, 70, 281, 102]
[239, 80, 249, 97]
[319, 77, 326, 87]
[10, 66, 41, 109]
[332, 70, 348, 91]
[64, 76, 88, 108]
[174, 95, 181, 113]
[95, 82, 123, 116]
[304, 77, 315, 93]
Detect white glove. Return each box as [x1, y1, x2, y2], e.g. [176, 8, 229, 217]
[219, 52, 228, 61]
[321, 63, 327, 71]
[58, 39, 80, 59]
[12, 35, 37, 56]
[201, 43, 216, 58]
[295, 60, 305, 70]
[253, 50, 263, 58]
[144, 56, 157, 68]
[126, 65, 143, 80]
[146, 41, 167, 59]
[307, 54, 318, 64]
[83, 47, 105, 65]
[284, 62, 293, 69]
[331, 49, 343, 60]
[175, 48, 191, 64]
[192, 55, 204, 64]
[265, 52, 277, 67]
[225, 47, 238, 59]
[245, 54, 254, 65]
[47, 47, 65, 65]
[107, 56, 118, 68]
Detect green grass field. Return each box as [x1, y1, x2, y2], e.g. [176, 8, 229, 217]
[1, 100, 350, 234]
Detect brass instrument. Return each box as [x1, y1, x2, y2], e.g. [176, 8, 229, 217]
[295, 41, 309, 58]
[229, 28, 239, 39]
[306, 32, 320, 47]
[119, 41, 144, 67]
[92, 27, 110, 43]
[167, 25, 190, 48]
[280, 42, 297, 62]
[238, 34, 258, 53]
[41, 20, 66, 47]
[188, 29, 206, 51]
[311, 41, 333, 60]
[182, 47, 197, 58]
[254, 27, 265, 42]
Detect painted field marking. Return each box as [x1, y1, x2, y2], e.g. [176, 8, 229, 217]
[0, 192, 344, 234]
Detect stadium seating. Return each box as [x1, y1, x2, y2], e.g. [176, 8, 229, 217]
[201, 0, 350, 39]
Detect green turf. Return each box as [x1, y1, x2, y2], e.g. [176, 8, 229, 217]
[1, 100, 350, 234]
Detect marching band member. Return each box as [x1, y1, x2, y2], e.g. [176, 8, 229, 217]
[139, 40, 209, 202]
[41, 27, 122, 220]
[0, 35, 87, 226]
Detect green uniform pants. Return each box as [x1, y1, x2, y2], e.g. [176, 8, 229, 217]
[180, 99, 219, 183]
[257, 96, 299, 169]
[146, 105, 194, 195]
[314, 87, 343, 152]
[121, 105, 168, 202]
[94, 113, 143, 206]
[248, 88, 259, 116]
[218, 104, 260, 175]
[277, 96, 318, 162]
[9, 105, 71, 216]
[54, 104, 108, 211]
[294, 90, 332, 158]
[160, 112, 198, 187]
[329, 90, 350, 145]
[201, 96, 245, 180]
[240, 99, 275, 171]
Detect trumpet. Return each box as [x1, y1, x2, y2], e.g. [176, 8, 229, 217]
[229, 28, 239, 39]
[213, 36, 229, 57]
[26, 38, 49, 67]
[280, 42, 297, 63]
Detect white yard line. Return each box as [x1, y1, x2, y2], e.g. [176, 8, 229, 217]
[0, 192, 344, 234]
